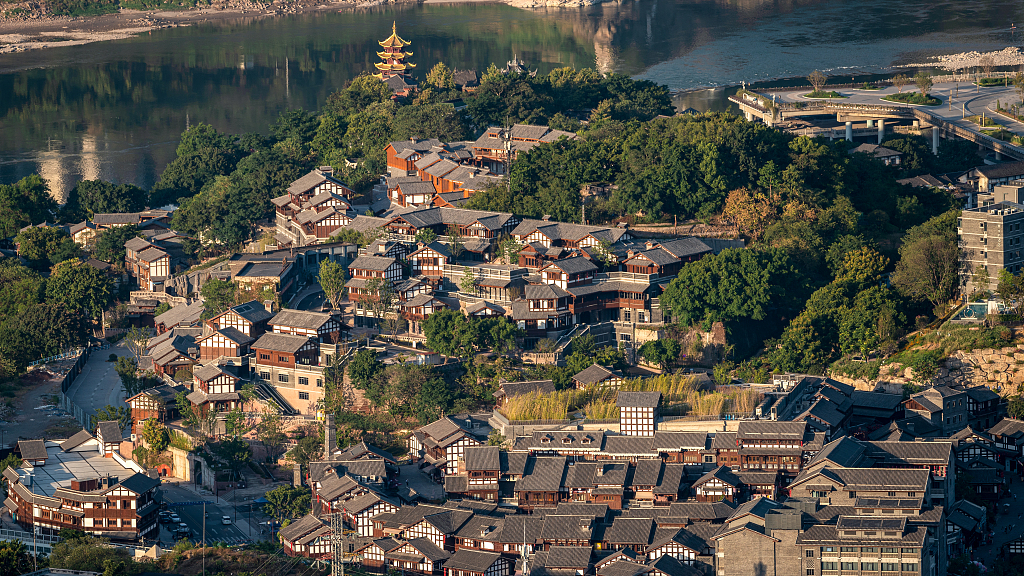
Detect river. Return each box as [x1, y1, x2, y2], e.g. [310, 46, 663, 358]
[2, 0, 1024, 199]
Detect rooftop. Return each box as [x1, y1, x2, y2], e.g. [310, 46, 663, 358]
[20, 441, 139, 498]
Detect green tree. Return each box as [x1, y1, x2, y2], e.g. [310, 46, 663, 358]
[487, 429, 506, 447]
[410, 371, 455, 424]
[914, 71, 932, 97]
[661, 248, 808, 328]
[91, 405, 130, 434]
[200, 279, 236, 319]
[348, 349, 383, 393]
[426, 62, 456, 89]
[890, 211, 960, 311]
[318, 259, 347, 312]
[459, 267, 479, 294]
[93, 225, 143, 265]
[262, 485, 312, 524]
[0, 539, 29, 576]
[255, 408, 287, 463]
[415, 229, 438, 245]
[364, 277, 396, 335]
[115, 356, 145, 398]
[151, 123, 244, 207]
[392, 104, 471, 143]
[141, 418, 169, 452]
[287, 426, 323, 475]
[64, 180, 149, 217]
[639, 339, 682, 370]
[323, 74, 394, 118]
[15, 227, 80, 270]
[206, 436, 252, 479]
[0, 175, 57, 238]
[48, 535, 134, 573]
[422, 308, 475, 360]
[46, 259, 114, 319]
[1009, 396, 1024, 420]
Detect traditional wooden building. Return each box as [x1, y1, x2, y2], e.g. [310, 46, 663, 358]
[269, 309, 345, 344]
[618, 392, 661, 437]
[691, 466, 740, 502]
[196, 328, 254, 362]
[206, 300, 273, 338]
[125, 384, 186, 436]
[410, 242, 453, 278]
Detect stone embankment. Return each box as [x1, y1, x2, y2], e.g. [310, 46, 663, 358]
[900, 46, 1024, 71]
[831, 345, 1024, 395]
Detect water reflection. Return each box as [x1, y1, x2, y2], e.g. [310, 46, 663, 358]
[1, 0, 1024, 197]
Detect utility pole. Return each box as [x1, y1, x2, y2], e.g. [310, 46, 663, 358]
[202, 501, 206, 576]
[331, 509, 345, 576]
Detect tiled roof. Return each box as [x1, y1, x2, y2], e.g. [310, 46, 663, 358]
[543, 257, 598, 275]
[540, 515, 593, 540]
[538, 546, 591, 569]
[17, 440, 48, 461]
[604, 517, 654, 545]
[850, 390, 903, 410]
[270, 309, 334, 331]
[95, 422, 123, 443]
[228, 300, 273, 323]
[572, 364, 615, 385]
[444, 549, 504, 573]
[653, 464, 685, 495]
[350, 255, 398, 272]
[617, 391, 661, 408]
[604, 436, 655, 455]
[516, 456, 567, 492]
[652, 432, 708, 450]
[736, 420, 806, 440]
[693, 466, 740, 488]
[465, 446, 501, 471]
[630, 459, 664, 487]
[251, 333, 313, 353]
[60, 430, 94, 452]
[657, 238, 713, 259]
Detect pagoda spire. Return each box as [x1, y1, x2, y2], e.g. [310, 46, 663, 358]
[374, 21, 415, 81]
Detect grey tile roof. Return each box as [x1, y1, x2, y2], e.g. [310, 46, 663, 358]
[124, 237, 154, 252]
[495, 514, 544, 543]
[270, 309, 334, 331]
[422, 509, 473, 534]
[60, 430, 94, 452]
[665, 501, 737, 521]
[465, 446, 501, 471]
[350, 255, 398, 272]
[617, 391, 661, 408]
[139, 247, 169, 263]
[807, 437, 866, 469]
[543, 257, 598, 275]
[444, 549, 504, 573]
[118, 472, 161, 494]
[572, 364, 615, 385]
[604, 517, 655, 545]
[500, 452, 529, 476]
[517, 456, 567, 492]
[527, 431, 603, 451]
[653, 464, 686, 495]
[287, 169, 350, 196]
[736, 421, 806, 440]
[406, 537, 451, 562]
[524, 284, 570, 300]
[538, 546, 591, 569]
[657, 238, 713, 259]
[511, 219, 627, 244]
[96, 422, 124, 443]
[989, 418, 1024, 438]
[693, 466, 740, 488]
[652, 432, 708, 450]
[93, 212, 143, 225]
[17, 440, 48, 461]
[193, 363, 233, 383]
[251, 332, 314, 354]
[389, 139, 444, 155]
[710, 432, 737, 450]
[155, 300, 205, 328]
[861, 440, 953, 466]
[630, 459, 663, 487]
[596, 560, 648, 576]
[850, 390, 903, 411]
[603, 436, 655, 455]
[977, 161, 1024, 178]
[229, 300, 273, 324]
[541, 515, 594, 540]
[279, 514, 325, 542]
[494, 380, 554, 399]
[348, 215, 390, 233]
[553, 502, 609, 519]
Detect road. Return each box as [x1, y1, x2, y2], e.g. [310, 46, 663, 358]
[65, 341, 131, 423]
[159, 483, 253, 546]
[773, 80, 1024, 139]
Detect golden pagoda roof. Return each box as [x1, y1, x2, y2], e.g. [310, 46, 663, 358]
[379, 21, 411, 48]
[377, 51, 414, 60]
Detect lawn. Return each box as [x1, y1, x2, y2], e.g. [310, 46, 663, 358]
[803, 90, 846, 99]
[882, 91, 941, 106]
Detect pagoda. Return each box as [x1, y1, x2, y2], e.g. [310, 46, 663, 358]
[375, 21, 416, 81]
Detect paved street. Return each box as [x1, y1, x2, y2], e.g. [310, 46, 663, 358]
[970, 474, 1024, 571]
[157, 482, 260, 546]
[65, 342, 130, 422]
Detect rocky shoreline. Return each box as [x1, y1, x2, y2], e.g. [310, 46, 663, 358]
[899, 46, 1024, 71]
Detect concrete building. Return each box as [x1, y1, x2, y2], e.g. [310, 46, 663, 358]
[959, 194, 1024, 294]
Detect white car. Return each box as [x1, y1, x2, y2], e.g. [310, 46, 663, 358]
[221, 515, 232, 525]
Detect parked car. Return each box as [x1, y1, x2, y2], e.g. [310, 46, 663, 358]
[177, 522, 191, 535]
[169, 514, 181, 523]
[221, 516, 232, 525]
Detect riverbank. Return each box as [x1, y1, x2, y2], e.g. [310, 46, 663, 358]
[0, 0, 403, 55]
[899, 46, 1024, 71]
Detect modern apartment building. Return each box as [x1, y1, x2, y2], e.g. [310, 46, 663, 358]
[958, 194, 1024, 294]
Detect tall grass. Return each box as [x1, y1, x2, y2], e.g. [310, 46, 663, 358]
[498, 372, 763, 421]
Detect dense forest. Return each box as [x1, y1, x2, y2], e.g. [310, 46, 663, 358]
[1, 63, 978, 378]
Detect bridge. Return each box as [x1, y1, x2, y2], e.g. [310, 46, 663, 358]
[728, 91, 1024, 162]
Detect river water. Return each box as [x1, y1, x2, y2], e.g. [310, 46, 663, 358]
[2, 0, 1024, 199]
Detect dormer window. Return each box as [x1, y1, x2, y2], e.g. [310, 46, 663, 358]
[581, 437, 592, 445]
[561, 437, 572, 444]
[541, 436, 552, 444]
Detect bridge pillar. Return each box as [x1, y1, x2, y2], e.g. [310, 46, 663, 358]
[744, 110, 753, 121]
[996, 150, 1004, 161]
[845, 122, 853, 142]
[877, 120, 885, 144]
[932, 126, 939, 155]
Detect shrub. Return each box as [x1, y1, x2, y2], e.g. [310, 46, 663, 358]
[882, 92, 941, 106]
[107, 353, 117, 362]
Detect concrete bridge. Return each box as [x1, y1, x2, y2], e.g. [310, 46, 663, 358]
[729, 91, 1024, 162]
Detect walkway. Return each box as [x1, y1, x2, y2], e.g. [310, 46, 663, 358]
[64, 341, 130, 424]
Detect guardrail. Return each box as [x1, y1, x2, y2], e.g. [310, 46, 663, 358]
[28, 348, 84, 368]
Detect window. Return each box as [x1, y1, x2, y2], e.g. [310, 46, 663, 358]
[861, 548, 877, 554]
[901, 564, 917, 572]
[881, 564, 898, 571]
[806, 550, 815, 557]
[820, 563, 837, 571]
[812, 490, 828, 498]
[861, 563, 877, 571]
[279, 355, 289, 363]
[849, 491, 856, 498]
[887, 492, 897, 497]
[907, 492, 915, 497]
[840, 547, 857, 553]
[317, 379, 323, 388]
[806, 570, 814, 576]
[820, 547, 835, 553]
[840, 563, 857, 571]
[278, 374, 289, 383]
[881, 548, 897, 554]
[259, 371, 270, 380]
[299, 377, 309, 386]
[900, 549, 916, 554]
[299, 392, 309, 400]
[259, 353, 271, 360]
